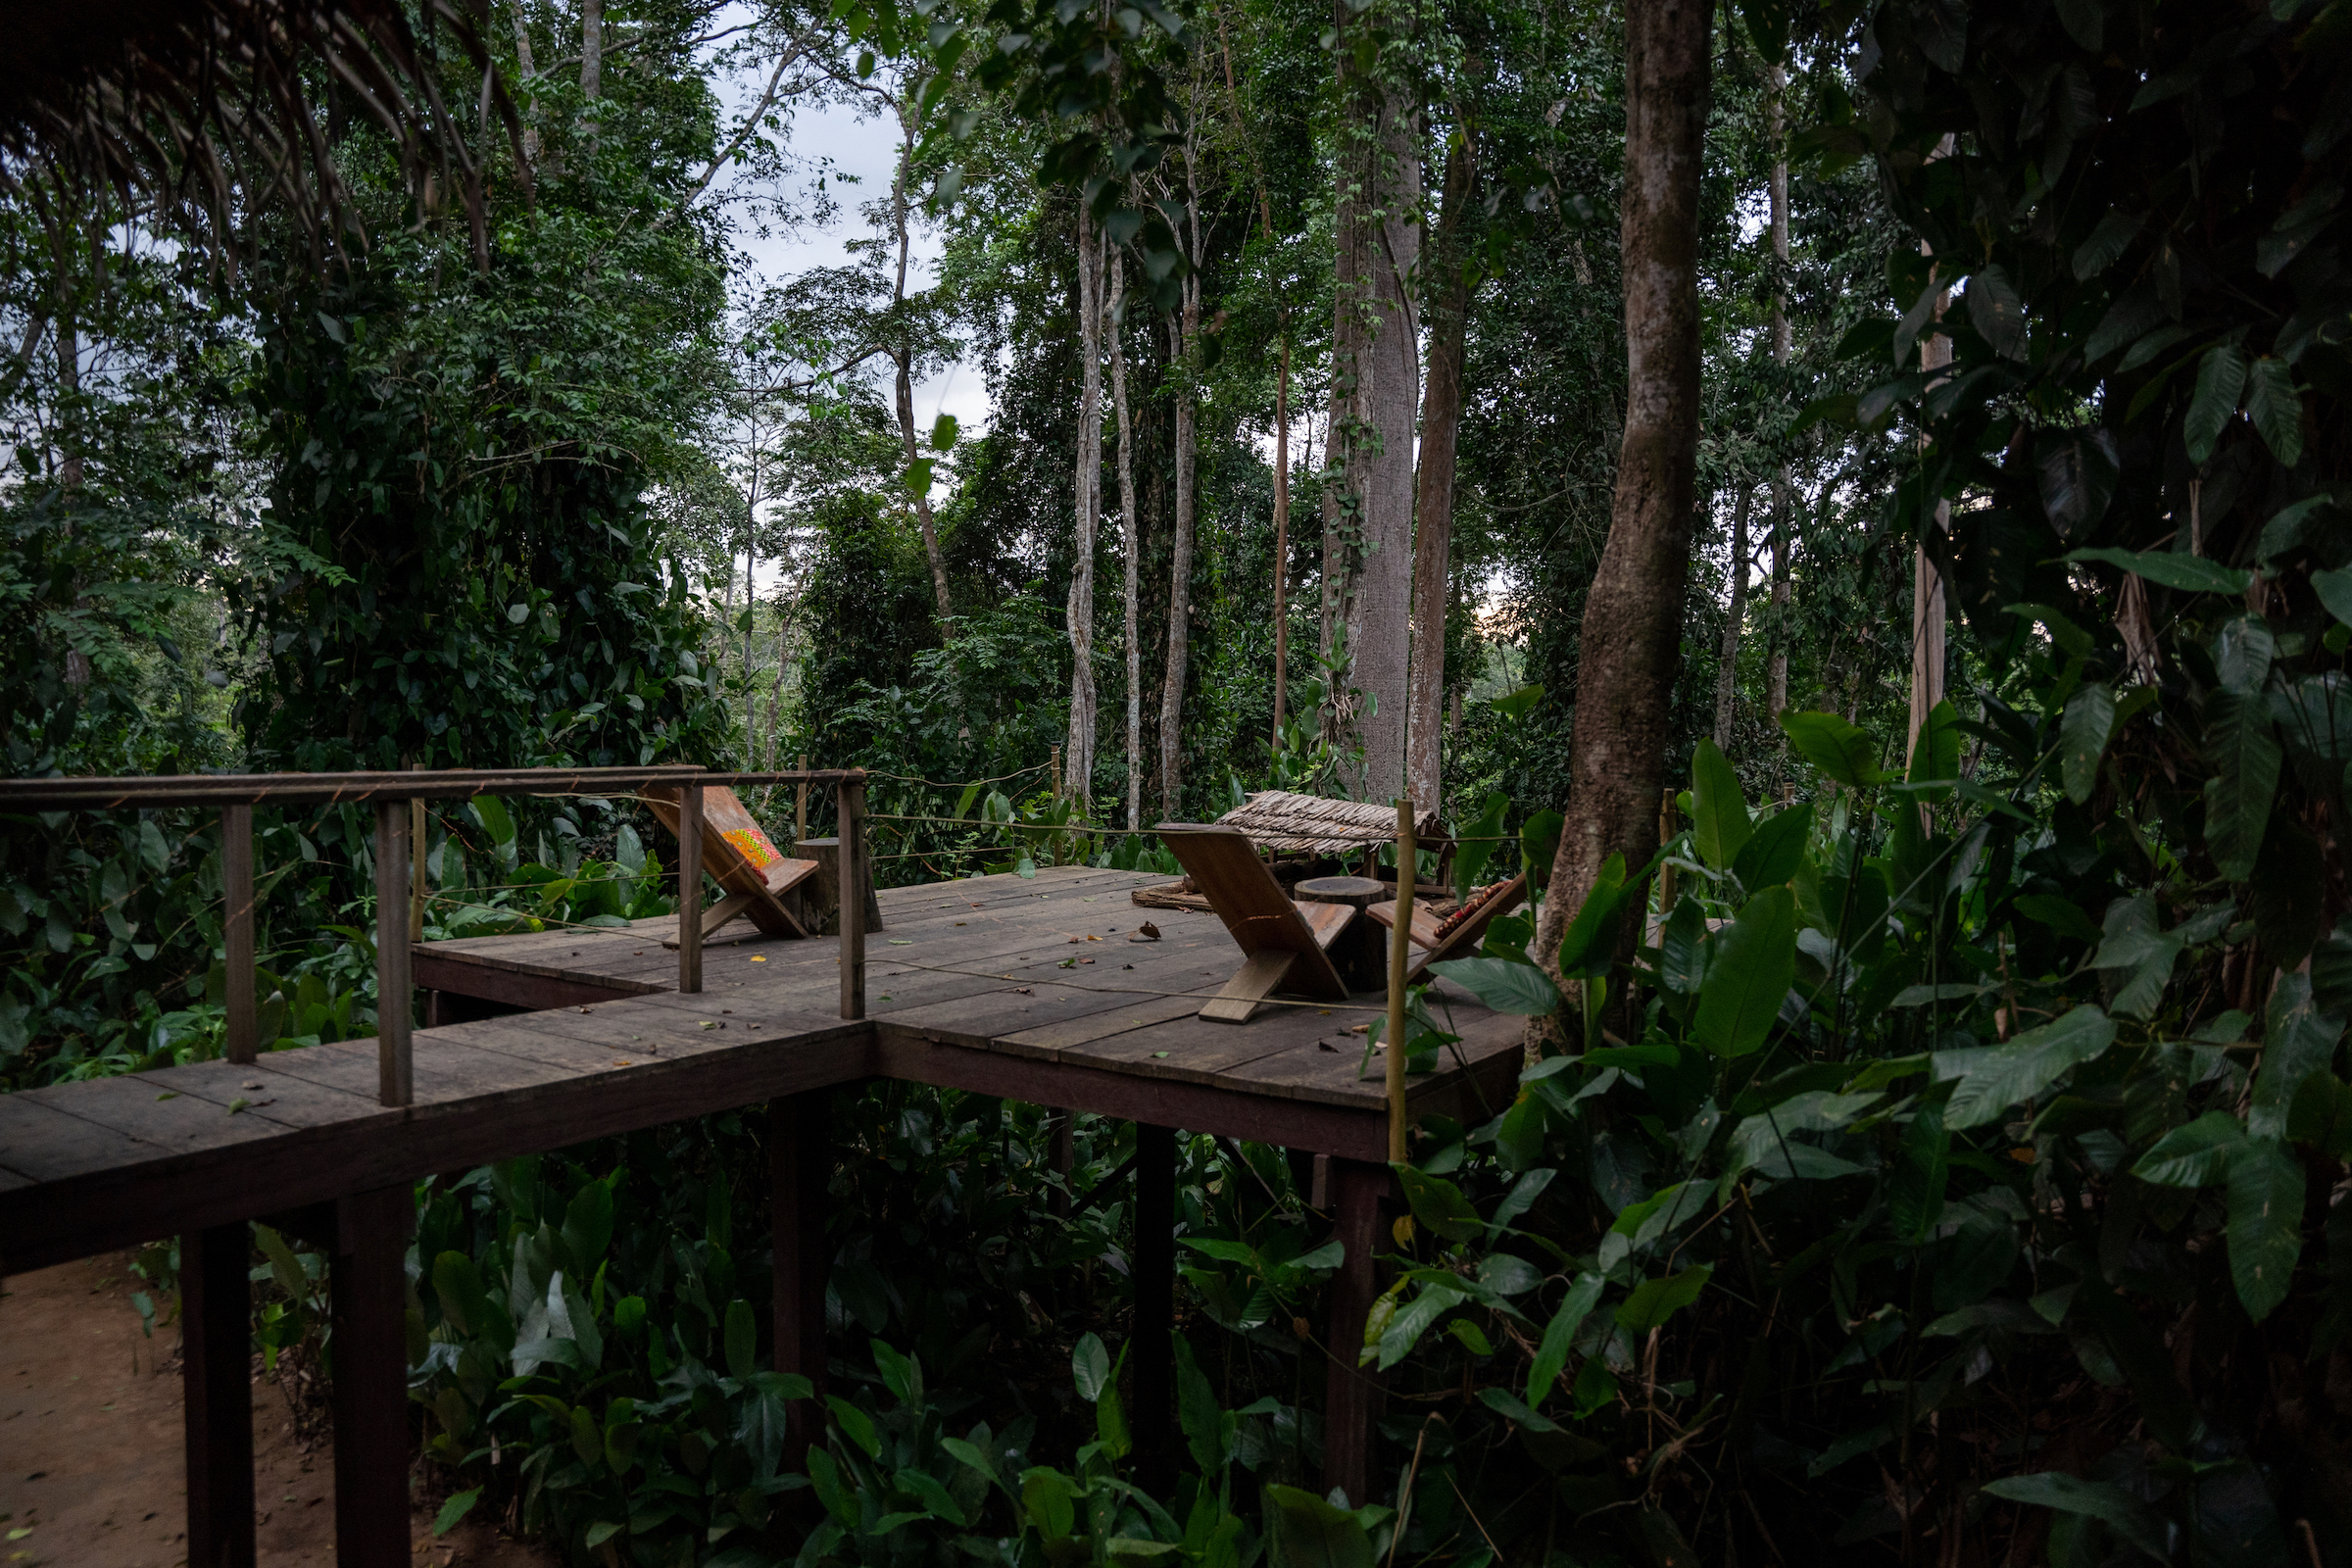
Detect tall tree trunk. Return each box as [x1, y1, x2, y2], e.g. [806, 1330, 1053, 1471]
[1406, 129, 1475, 812]
[1272, 336, 1291, 748]
[1532, 0, 1714, 998]
[1911, 254, 1952, 757]
[1158, 140, 1203, 821]
[1065, 205, 1103, 809]
[1322, 0, 1420, 802]
[1713, 484, 1753, 750]
[580, 0, 603, 96]
[1110, 249, 1143, 831]
[514, 11, 540, 165]
[894, 119, 954, 621]
[1763, 63, 1791, 731]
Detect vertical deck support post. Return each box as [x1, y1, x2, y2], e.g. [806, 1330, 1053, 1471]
[222, 804, 257, 1066]
[372, 800, 412, 1107]
[183, 1222, 256, 1568]
[1322, 1157, 1391, 1506]
[678, 782, 704, 995]
[839, 775, 865, 1020]
[770, 1093, 831, 1464]
[1132, 1122, 1176, 1492]
[329, 1186, 412, 1568]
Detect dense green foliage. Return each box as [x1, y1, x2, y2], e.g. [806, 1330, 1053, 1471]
[6, 0, 2352, 1563]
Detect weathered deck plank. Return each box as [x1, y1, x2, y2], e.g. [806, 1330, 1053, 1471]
[1, 865, 1523, 1273]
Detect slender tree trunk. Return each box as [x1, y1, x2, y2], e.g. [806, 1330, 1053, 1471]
[1406, 129, 1474, 812]
[1713, 485, 1753, 751]
[1065, 205, 1102, 808]
[1110, 250, 1143, 831]
[514, 12, 540, 164]
[1531, 0, 1714, 1004]
[1764, 63, 1791, 730]
[1322, 0, 1421, 801]
[1159, 141, 1203, 821]
[744, 538, 760, 767]
[893, 121, 954, 621]
[580, 0, 603, 132]
[1272, 336, 1291, 748]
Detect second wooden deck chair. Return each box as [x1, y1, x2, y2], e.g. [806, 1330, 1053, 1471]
[1367, 874, 1528, 984]
[1155, 824, 1353, 1023]
[642, 784, 821, 943]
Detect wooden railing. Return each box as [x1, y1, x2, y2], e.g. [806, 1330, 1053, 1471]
[0, 766, 869, 1107]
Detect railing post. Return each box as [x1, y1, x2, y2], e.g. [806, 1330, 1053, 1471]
[794, 754, 808, 852]
[373, 799, 412, 1106]
[221, 804, 257, 1066]
[839, 775, 865, 1020]
[409, 760, 427, 943]
[678, 782, 704, 995]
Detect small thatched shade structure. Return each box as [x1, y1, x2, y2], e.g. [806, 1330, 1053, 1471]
[1212, 791, 1443, 858]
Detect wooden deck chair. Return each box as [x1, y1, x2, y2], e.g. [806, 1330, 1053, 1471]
[1367, 874, 1527, 985]
[1155, 824, 1353, 1023]
[642, 784, 820, 943]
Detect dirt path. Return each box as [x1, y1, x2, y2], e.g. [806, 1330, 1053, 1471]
[0, 1254, 560, 1567]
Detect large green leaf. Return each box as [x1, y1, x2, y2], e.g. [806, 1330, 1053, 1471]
[2132, 1110, 2243, 1187]
[1263, 1484, 1375, 1568]
[1965, 265, 2028, 358]
[1615, 1264, 1711, 1334]
[2250, 971, 2345, 1140]
[2063, 547, 2252, 596]
[1430, 955, 1560, 1015]
[2060, 682, 2117, 804]
[1778, 710, 1886, 787]
[2210, 613, 2276, 693]
[1691, 887, 1797, 1057]
[2226, 1134, 2305, 1321]
[1548, 853, 1629, 980]
[1689, 739, 1752, 871]
[1394, 1163, 1485, 1243]
[1936, 1005, 2116, 1129]
[2070, 208, 2144, 278]
[2184, 342, 2248, 465]
[1452, 791, 1508, 901]
[1981, 1474, 2169, 1562]
[2202, 687, 2280, 880]
[1525, 1273, 1605, 1406]
[1733, 803, 1813, 890]
[2243, 355, 2304, 467]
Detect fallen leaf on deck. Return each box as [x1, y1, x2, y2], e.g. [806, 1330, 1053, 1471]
[1131, 922, 1161, 942]
[1318, 1041, 1338, 1052]
[751, 955, 766, 961]
[156, 1092, 177, 1102]
[1014, 987, 1032, 994]
[889, 939, 913, 945]
[227, 1099, 249, 1114]
[1152, 1051, 1169, 1058]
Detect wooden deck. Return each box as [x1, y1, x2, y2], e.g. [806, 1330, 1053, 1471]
[0, 862, 1524, 1564]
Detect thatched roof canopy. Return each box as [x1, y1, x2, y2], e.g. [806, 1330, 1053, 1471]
[1, 0, 524, 274]
[1212, 791, 1444, 858]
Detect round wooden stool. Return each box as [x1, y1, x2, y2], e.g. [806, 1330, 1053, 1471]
[1293, 875, 1386, 909]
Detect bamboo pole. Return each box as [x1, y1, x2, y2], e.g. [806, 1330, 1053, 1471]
[678, 783, 703, 995]
[1387, 799, 1414, 1163]
[221, 804, 256, 1065]
[840, 778, 866, 1021]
